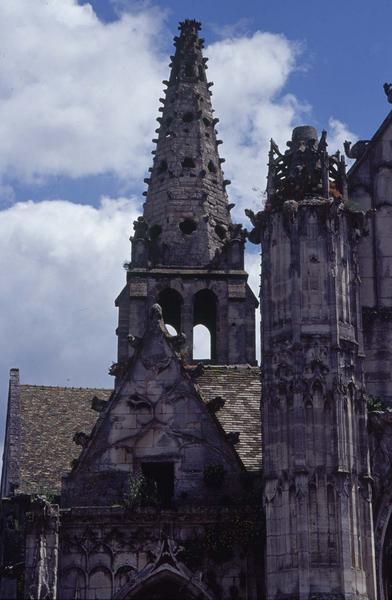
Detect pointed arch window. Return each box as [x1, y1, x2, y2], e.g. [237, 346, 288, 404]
[193, 324, 211, 360]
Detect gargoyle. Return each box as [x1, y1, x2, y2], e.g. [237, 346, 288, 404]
[384, 82, 392, 104]
[167, 331, 186, 352]
[109, 359, 132, 377]
[133, 216, 149, 239]
[344, 140, 370, 160]
[91, 396, 108, 412]
[245, 208, 265, 244]
[128, 334, 142, 348]
[73, 431, 90, 448]
[226, 431, 240, 445]
[206, 395, 226, 413]
[184, 362, 204, 380]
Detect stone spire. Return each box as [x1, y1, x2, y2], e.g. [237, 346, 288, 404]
[141, 19, 233, 267]
[117, 20, 257, 367]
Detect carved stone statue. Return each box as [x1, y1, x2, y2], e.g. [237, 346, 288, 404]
[132, 216, 149, 239]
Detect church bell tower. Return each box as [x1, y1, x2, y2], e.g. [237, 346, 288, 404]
[116, 20, 257, 366]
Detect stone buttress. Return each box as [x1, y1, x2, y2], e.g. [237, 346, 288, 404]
[115, 20, 257, 367]
[248, 126, 377, 599]
[345, 96, 392, 599]
[346, 107, 392, 407]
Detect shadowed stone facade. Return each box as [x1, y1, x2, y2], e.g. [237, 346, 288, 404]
[1, 19, 392, 600]
[248, 126, 377, 598]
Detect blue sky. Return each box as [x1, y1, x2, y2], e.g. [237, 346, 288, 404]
[4, 0, 392, 207]
[0, 0, 391, 451]
[86, 0, 392, 137]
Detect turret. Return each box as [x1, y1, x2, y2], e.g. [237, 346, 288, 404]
[248, 126, 377, 599]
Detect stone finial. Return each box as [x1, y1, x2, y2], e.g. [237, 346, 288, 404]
[178, 19, 202, 33]
[266, 125, 347, 206]
[384, 82, 392, 103]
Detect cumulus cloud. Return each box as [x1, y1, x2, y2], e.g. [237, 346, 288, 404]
[207, 36, 357, 219]
[207, 32, 307, 217]
[0, 197, 139, 401]
[0, 0, 166, 182]
[0, 1, 356, 204]
[0, 3, 359, 453]
[327, 117, 358, 155]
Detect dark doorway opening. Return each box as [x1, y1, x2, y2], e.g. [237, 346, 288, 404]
[141, 462, 174, 507]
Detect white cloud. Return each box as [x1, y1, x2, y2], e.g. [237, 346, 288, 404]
[0, 2, 356, 202]
[245, 250, 261, 360]
[0, 4, 360, 451]
[0, 197, 140, 402]
[207, 32, 308, 218]
[327, 116, 358, 155]
[207, 35, 358, 220]
[0, 0, 166, 182]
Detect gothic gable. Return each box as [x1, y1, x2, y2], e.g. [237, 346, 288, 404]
[63, 304, 244, 507]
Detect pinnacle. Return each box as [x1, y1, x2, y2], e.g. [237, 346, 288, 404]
[141, 20, 233, 267]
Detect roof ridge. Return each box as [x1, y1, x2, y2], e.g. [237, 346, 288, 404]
[19, 384, 112, 391]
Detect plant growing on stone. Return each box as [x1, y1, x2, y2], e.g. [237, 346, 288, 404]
[124, 471, 158, 508]
[367, 395, 392, 412]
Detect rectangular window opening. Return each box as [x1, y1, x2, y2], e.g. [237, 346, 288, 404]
[141, 462, 174, 507]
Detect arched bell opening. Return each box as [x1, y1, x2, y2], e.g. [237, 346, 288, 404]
[193, 289, 217, 362]
[193, 324, 211, 360]
[158, 288, 183, 334]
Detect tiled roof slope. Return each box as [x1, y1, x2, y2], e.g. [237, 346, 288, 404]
[196, 366, 262, 471]
[16, 366, 261, 494]
[19, 385, 112, 495]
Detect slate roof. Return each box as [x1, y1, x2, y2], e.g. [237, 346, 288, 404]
[9, 366, 261, 495]
[196, 365, 262, 472]
[18, 385, 112, 495]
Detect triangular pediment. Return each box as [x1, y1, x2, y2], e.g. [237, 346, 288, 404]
[63, 304, 243, 507]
